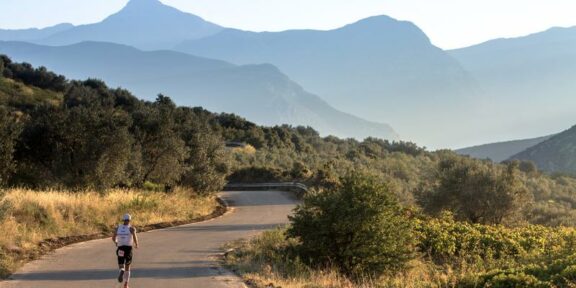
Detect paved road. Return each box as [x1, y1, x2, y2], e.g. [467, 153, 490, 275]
[0, 190, 297, 288]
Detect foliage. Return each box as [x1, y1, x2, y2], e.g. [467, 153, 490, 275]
[131, 96, 188, 186]
[288, 173, 415, 278]
[15, 104, 133, 189]
[228, 167, 289, 183]
[179, 115, 229, 195]
[2, 58, 66, 92]
[224, 229, 357, 288]
[3, 55, 576, 226]
[0, 108, 21, 186]
[419, 155, 531, 224]
[0, 57, 228, 193]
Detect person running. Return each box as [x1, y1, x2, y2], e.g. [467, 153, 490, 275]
[112, 213, 139, 288]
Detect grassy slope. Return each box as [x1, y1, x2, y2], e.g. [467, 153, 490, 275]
[0, 77, 62, 108]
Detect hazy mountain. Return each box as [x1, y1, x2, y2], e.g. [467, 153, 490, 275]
[0, 23, 73, 42]
[456, 135, 552, 162]
[0, 41, 398, 140]
[174, 15, 480, 147]
[510, 126, 576, 174]
[39, 0, 223, 50]
[450, 27, 576, 143]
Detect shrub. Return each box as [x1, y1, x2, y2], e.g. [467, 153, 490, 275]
[420, 156, 531, 225]
[0, 108, 21, 186]
[287, 173, 415, 278]
[227, 167, 288, 183]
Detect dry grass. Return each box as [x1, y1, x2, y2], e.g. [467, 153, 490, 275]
[224, 229, 463, 288]
[224, 229, 359, 288]
[0, 187, 219, 277]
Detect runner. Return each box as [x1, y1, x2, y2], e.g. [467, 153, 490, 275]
[112, 213, 139, 288]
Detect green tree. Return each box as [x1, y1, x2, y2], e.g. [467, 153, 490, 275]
[0, 108, 22, 186]
[174, 107, 229, 194]
[0, 57, 5, 76]
[421, 156, 531, 224]
[287, 173, 414, 278]
[131, 96, 187, 186]
[17, 105, 133, 189]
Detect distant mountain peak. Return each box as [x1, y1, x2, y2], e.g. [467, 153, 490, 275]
[36, 0, 223, 50]
[344, 15, 414, 30]
[125, 0, 164, 7]
[337, 15, 431, 44]
[116, 0, 173, 15]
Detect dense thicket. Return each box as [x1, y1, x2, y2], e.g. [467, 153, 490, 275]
[2, 56, 576, 227]
[0, 57, 227, 192]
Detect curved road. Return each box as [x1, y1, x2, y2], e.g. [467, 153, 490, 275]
[0, 190, 297, 288]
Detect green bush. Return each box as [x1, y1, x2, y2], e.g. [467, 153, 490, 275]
[227, 166, 288, 183]
[287, 173, 415, 278]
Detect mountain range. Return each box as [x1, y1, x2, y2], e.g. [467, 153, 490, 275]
[3, 0, 223, 50]
[0, 0, 574, 149]
[174, 16, 481, 147]
[0, 41, 398, 140]
[0, 23, 73, 42]
[450, 27, 576, 142]
[456, 135, 552, 162]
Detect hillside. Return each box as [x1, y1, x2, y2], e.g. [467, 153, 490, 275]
[38, 0, 223, 50]
[0, 76, 62, 109]
[456, 135, 552, 162]
[174, 15, 480, 147]
[450, 27, 576, 142]
[510, 125, 576, 174]
[0, 42, 398, 140]
[5, 57, 576, 287]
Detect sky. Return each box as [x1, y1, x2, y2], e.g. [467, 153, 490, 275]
[0, 0, 575, 49]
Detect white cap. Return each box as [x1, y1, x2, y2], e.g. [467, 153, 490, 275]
[122, 213, 132, 221]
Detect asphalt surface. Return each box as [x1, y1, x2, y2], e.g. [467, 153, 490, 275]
[0, 190, 297, 288]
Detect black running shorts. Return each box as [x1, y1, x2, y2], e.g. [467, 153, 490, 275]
[117, 246, 133, 265]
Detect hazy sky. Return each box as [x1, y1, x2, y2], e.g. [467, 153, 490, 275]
[1, 0, 575, 49]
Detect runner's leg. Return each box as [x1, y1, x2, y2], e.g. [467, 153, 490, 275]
[125, 264, 131, 283]
[117, 247, 126, 282]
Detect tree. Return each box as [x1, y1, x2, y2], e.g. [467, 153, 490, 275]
[0, 57, 4, 76]
[0, 109, 22, 186]
[420, 156, 531, 224]
[180, 122, 229, 195]
[131, 96, 187, 186]
[288, 173, 414, 278]
[16, 104, 134, 189]
[176, 108, 229, 195]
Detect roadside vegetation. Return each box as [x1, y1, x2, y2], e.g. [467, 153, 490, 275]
[225, 174, 576, 287]
[4, 56, 576, 286]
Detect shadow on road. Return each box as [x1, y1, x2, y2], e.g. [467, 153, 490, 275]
[220, 191, 298, 207]
[10, 261, 222, 281]
[168, 223, 286, 232]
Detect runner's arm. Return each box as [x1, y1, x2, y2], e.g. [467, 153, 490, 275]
[112, 229, 118, 245]
[131, 227, 139, 249]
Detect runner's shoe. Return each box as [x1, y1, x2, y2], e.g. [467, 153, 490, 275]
[117, 270, 124, 283]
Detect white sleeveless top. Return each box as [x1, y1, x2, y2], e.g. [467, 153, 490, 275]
[116, 224, 133, 247]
